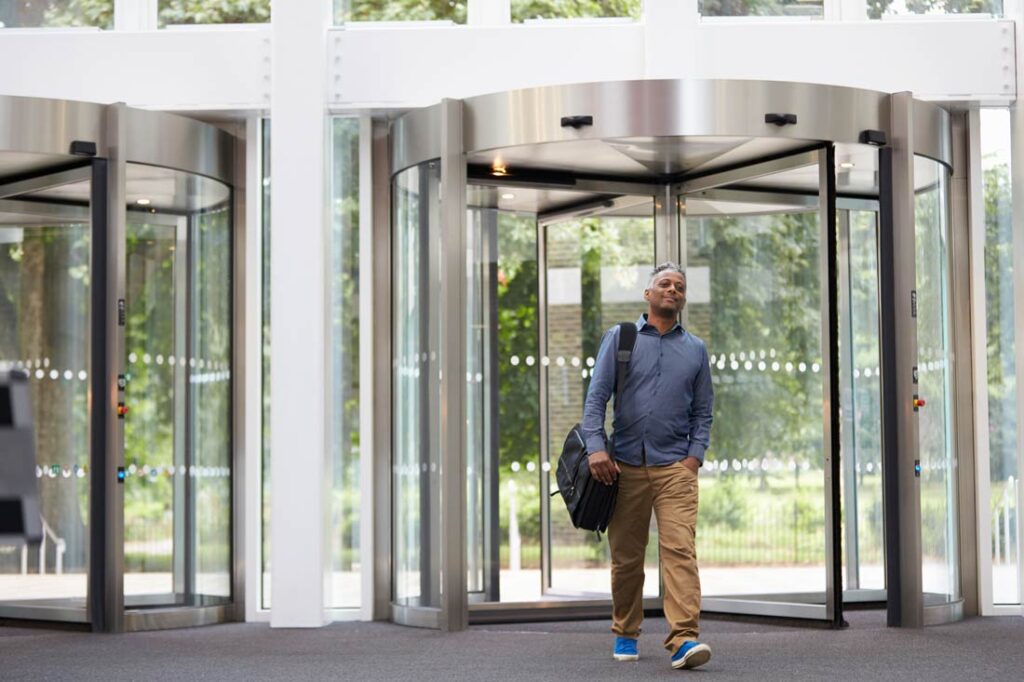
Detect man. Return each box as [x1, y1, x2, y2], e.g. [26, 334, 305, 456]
[581, 262, 714, 670]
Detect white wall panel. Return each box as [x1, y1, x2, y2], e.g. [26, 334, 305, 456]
[330, 23, 645, 108]
[0, 21, 1011, 112]
[0, 27, 270, 110]
[329, 20, 1014, 109]
[695, 21, 1015, 103]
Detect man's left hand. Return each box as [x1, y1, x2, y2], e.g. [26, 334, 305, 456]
[682, 457, 700, 474]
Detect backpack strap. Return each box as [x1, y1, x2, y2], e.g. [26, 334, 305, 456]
[614, 322, 638, 408]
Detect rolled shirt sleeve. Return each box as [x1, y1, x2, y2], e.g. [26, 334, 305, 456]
[581, 327, 618, 454]
[686, 340, 714, 465]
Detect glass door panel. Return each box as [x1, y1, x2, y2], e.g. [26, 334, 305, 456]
[541, 200, 657, 599]
[0, 168, 93, 622]
[685, 194, 826, 604]
[839, 207, 886, 596]
[679, 148, 839, 620]
[392, 161, 442, 613]
[122, 163, 233, 609]
[914, 162, 959, 605]
[467, 206, 543, 603]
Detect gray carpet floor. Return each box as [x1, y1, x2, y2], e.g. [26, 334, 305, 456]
[2, 610, 1022, 680]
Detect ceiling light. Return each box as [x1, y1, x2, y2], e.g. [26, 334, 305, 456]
[501, 193, 515, 200]
[136, 198, 151, 206]
[839, 162, 855, 170]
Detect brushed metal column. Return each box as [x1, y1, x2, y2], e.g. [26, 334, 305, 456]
[439, 98, 469, 632]
[881, 92, 923, 628]
[100, 102, 127, 633]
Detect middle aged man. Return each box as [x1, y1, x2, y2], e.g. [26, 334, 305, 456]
[581, 261, 714, 670]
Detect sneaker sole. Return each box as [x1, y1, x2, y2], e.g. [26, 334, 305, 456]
[613, 653, 639, 662]
[671, 644, 711, 670]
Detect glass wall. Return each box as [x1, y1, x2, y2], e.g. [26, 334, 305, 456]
[336, 0, 467, 23]
[512, 1, 640, 22]
[261, 120, 272, 609]
[158, 0, 269, 27]
[868, 0, 1001, 19]
[0, 197, 91, 614]
[0, 0, 113, 28]
[981, 108, 1018, 606]
[392, 160, 442, 609]
[328, 117, 362, 608]
[914, 159, 959, 605]
[699, 0, 823, 18]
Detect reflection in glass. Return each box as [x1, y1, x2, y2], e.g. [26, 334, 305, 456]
[544, 211, 657, 598]
[393, 161, 442, 608]
[981, 108, 1018, 605]
[0, 219, 91, 613]
[686, 204, 827, 600]
[915, 163, 958, 604]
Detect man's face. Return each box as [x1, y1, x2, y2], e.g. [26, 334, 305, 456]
[644, 271, 687, 315]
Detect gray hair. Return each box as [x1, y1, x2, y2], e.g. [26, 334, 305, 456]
[647, 262, 686, 289]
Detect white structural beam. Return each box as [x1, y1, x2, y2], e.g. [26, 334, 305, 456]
[0, 20, 1011, 111]
[269, 2, 331, 627]
[696, 21, 1015, 101]
[644, 0, 699, 80]
[329, 19, 1014, 108]
[0, 27, 270, 110]
[330, 22, 644, 107]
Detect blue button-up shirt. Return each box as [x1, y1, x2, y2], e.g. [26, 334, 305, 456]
[581, 315, 714, 467]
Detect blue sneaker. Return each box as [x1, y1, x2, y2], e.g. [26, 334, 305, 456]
[671, 641, 711, 669]
[613, 636, 639, 661]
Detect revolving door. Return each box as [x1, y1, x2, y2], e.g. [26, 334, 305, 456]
[0, 97, 239, 632]
[385, 80, 960, 630]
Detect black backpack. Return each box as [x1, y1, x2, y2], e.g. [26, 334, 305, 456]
[552, 322, 638, 536]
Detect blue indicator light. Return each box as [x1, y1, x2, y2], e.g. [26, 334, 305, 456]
[117, 467, 126, 482]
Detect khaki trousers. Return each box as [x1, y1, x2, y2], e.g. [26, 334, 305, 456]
[608, 458, 700, 653]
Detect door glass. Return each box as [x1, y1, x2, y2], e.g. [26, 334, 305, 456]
[0, 188, 92, 618]
[914, 161, 959, 605]
[543, 204, 657, 598]
[467, 207, 542, 603]
[840, 208, 885, 594]
[124, 218, 179, 603]
[123, 164, 233, 608]
[683, 190, 829, 607]
[392, 161, 442, 609]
